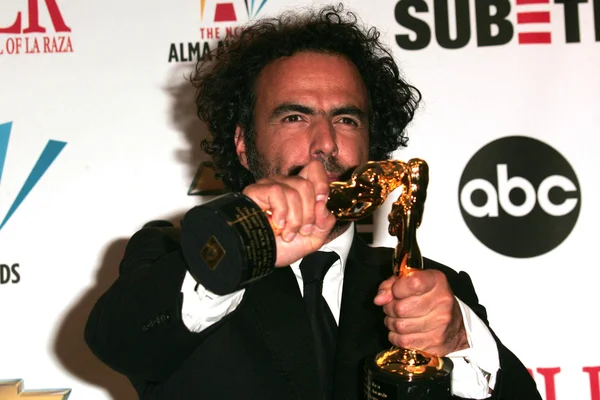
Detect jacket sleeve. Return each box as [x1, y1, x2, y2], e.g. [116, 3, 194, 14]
[426, 259, 542, 400]
[84, 223, 222, 383]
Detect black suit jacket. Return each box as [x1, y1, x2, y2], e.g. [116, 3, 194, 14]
[85, 223, 541, 400]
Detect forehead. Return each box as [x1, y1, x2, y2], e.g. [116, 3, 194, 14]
[254, 51, 368, 109]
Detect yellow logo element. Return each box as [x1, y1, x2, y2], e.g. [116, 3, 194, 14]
[201, 0, 206, 19]
[0, 380, 71, 399]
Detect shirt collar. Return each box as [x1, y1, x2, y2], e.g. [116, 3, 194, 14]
[290, 222, 355, 273]
[318, 222, 354, 271]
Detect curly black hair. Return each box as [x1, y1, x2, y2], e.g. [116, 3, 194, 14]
[191, 3, 421, 192]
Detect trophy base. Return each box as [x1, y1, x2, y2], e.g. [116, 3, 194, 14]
[364, 348, 453, 400]
[181, 192, 277, 295]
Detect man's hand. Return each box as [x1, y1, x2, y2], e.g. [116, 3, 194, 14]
[242, 160, 337, 267]
[374, 269, 469, 356]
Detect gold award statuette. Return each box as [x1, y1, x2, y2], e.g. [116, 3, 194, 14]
[363, 159, 453, 400]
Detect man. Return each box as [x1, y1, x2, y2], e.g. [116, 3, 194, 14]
[85, 4, 541, 399]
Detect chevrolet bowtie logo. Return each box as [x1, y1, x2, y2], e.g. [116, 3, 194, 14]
[0, 380, 71, 399]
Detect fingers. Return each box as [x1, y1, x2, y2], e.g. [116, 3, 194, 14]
[299, 160, 330, 203]
[297, 161, 333, 236]
[383, 293, 434, 319]
[375, 269, 467, 355]
[374, 270, 437, 307]
[385, 305, 466, 355]
[269, 175, 316, 241]
[373, 276, 395, 305]
[311, 199, 336, 238]
[243, 179, 310, 242]
[243, 181, 289, 230]
[378, 270, 453, 319]
[383, 312, 449, 336]
[390, 269, 438, 300]
[241, 160, 332, 243]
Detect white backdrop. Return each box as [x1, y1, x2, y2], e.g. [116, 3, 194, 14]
[0, 0, 598, 399]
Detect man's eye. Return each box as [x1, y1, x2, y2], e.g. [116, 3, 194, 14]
[283, 115, 302, 123]
[339, 117, 358, 126]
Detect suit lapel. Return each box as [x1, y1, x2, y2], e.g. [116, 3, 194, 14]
[246, 266, 324, 400]
[244, 235, 394, 400]
[333, 236, 392, 400]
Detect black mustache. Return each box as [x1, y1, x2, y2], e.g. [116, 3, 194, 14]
[287, 163, 355, 181]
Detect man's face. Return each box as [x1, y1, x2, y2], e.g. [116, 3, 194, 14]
[235, 51, 370, 181]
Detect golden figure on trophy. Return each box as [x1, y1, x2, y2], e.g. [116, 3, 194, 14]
[324, 158, 452, 398]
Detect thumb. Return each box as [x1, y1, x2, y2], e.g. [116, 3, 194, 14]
[374, 275, 395, 305]
[298, 160, 329, 202]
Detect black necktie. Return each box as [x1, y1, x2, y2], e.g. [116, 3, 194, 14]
[299, 251, 340, 399]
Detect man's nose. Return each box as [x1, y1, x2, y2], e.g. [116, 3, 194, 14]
[309, 119, 338, 159]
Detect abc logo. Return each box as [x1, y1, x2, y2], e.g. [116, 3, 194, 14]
[458, 136, 581, 258]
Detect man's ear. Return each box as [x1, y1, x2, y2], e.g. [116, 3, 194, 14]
[234, 126, 249, 169]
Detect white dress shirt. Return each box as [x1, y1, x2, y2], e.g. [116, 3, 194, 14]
[181, 223, 499, 399]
